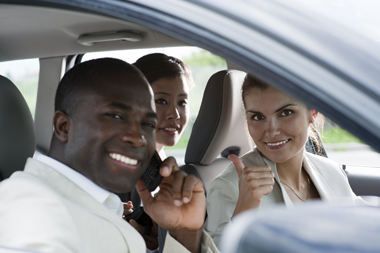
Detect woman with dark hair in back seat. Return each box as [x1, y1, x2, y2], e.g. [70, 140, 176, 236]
[124, 53, 194, 251]
[134, 53, 193, 160]
[204, 74, 368, 248]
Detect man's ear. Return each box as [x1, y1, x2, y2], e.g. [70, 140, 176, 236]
[53, 111, 70, 143]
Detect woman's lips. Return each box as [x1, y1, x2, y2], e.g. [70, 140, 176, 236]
[159, 127, 179, 136]
[265, 139, 290, 150]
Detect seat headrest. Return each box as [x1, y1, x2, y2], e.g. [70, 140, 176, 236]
[0, 75, 35, 180]
[185, 70, 253, 165]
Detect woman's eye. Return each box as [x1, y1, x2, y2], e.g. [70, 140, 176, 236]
[252, 115, 264, 121]
[280, 110, 293, 117]
[179, 100, 188, 107]
[155, 99, 167, 105]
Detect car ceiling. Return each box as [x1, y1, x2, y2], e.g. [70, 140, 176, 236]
[0, 4, 188, 62]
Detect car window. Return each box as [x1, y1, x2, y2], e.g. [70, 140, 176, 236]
[322, 118, 380, 167]
[0, 58, 39, 118]
[83, 47, 227, 165]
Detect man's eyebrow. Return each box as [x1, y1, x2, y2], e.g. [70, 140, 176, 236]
[107, 102, 132, 111]
[107, 102, 156, 118]
[246, 104, 297, 114]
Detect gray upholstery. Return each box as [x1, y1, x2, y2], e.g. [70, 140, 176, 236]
[183, 70, 253, 190]
[0, 75, 35, 180]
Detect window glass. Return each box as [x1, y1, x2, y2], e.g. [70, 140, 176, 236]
[321, 118, 380, 167]
[0, 58, 39, 118]
[83, 47, 227, 164]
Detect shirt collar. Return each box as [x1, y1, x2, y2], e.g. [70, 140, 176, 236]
[33, 151, 123, 216]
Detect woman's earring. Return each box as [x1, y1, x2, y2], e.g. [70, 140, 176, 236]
[311, 109, 318, 124]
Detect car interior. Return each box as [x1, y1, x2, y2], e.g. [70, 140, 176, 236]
[1, 2, 380, 251]
[0, 3, 331, 185]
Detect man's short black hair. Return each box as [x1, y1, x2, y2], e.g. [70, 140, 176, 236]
[55, 58, 145, 115]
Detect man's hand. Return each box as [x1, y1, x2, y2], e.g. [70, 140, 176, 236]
[136, 157, 205, 253]
[229, 154, 274, 218]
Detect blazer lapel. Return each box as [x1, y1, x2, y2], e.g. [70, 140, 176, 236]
[303, 155, 338, 202]
[252, 150, 294, 208]
[65, 185, 145, 253]
[261, 156, 294, 208]
[24, 158, 146, 253]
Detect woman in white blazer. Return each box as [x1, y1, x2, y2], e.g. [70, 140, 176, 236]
[204, 74, 366, 248]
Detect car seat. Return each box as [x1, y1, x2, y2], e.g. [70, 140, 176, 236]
[180, 69, 252, 192]
[0, 75, 35, 181]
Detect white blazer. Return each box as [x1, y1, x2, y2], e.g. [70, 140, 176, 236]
[0, 158, 218, 253]
[204, 149, 367, 248]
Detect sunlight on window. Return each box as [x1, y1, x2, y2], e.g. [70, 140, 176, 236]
[0, 58, 39, 118]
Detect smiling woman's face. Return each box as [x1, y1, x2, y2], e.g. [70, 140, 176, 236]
[150, 75, 190, 152]
[244, 86, 315, 165]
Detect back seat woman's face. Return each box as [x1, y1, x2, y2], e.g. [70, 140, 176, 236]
[151, 75, 189, 151]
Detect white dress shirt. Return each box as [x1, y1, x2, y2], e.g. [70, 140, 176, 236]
[33, 151, 124, 217]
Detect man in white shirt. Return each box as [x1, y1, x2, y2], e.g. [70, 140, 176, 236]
[0, 58, 218, 253]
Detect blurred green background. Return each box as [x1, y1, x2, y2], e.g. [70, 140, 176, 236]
[322, 126, 363, 144]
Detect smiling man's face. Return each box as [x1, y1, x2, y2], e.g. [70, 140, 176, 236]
[64, 73, 157, 193]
